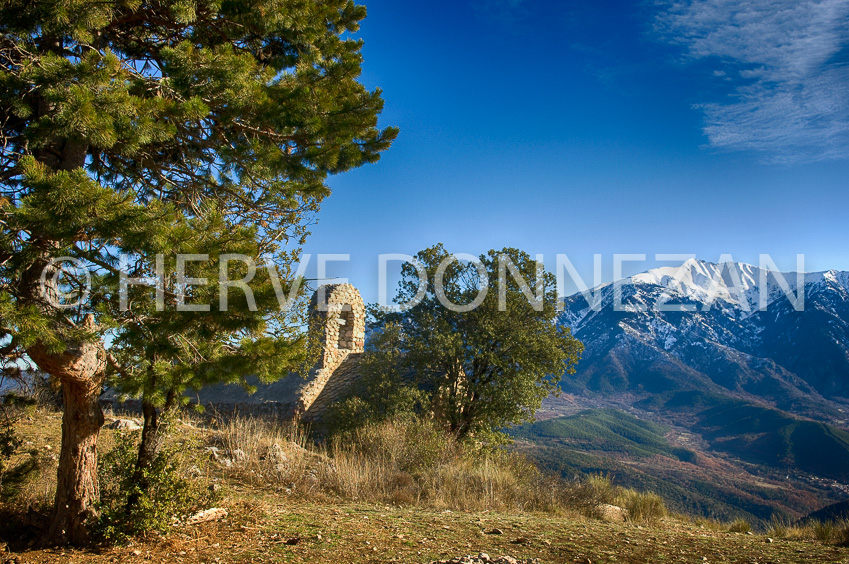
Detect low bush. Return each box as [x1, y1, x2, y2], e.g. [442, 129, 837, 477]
[95, 427, 215, 543]
[0, 409, 50, 507]
[0, 417, 22, 474]
[728, 518, 752, 534]
[559, 473, 616, 518]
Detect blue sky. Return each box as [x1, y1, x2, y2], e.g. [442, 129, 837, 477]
[301, 0, 849, 303]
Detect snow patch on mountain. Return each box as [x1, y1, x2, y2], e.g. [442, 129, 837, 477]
[629, 258, 820, 313]
[558, 258, 849, 413]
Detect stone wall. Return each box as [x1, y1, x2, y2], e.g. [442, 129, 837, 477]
[296, 284, 366, 421]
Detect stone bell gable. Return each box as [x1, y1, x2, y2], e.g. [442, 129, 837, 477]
[185, 284, 367, 425]
[311, 283, 366, 371]
[294, 284, 366, 422]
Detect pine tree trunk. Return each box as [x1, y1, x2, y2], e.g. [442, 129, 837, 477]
[137, 400, 163, 471]
[47, 376, 105, 544]
[128, 385, 179, 510]
[26, 315, 107, 546]
[126, 400, 164, 511]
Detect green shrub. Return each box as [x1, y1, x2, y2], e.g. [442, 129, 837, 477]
[0, 452, 46, 501]
[326, 323, 427, 435]
[729, 518, 752, 534]
[0, 418, 21, 471]
[95, 429, 215, 543]
[1, 393, 37, 408]
[0, 412, 49, 503]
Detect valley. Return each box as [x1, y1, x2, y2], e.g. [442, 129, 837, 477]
[515, 259, 849, 525]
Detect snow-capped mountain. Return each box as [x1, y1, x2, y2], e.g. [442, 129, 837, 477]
[559, 259, 849, 421]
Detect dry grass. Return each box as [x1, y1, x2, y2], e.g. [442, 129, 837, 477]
[209, 414, 565, 513]
[10, 407, 849, 554]
[749, 517, 849, 544]
[766, 515, 791, 538]
[728, 518, 752, 533]
[692, 516, 729, 532]
[326, 417, 594, 514]
[207, 415, 338, 502]
[0, 406, 61, 515]
[207, 415, 667, 522]
[619, 489, 667, 525]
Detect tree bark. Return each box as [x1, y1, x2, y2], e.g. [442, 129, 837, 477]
[126, 399, 165, 511]
[48, 376, 105, 545]
[23, 77, 103, 545]
[128, 385, 178, 510]
[26, 315, 107, 546]
[137, 400, 163, 471]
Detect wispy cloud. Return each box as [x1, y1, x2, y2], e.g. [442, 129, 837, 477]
[656, 0, 849, 163]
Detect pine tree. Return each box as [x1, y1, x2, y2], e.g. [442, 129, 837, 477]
[0, 0, 395, 544]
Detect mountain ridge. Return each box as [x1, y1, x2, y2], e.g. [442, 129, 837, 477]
[558, 258, 849, 412]
[520, 258, 849, 522]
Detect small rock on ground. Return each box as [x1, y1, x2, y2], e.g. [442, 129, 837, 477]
[185, 507, 228, 525]
[596, 504, 627, 523]
[108, 418, 142, 430]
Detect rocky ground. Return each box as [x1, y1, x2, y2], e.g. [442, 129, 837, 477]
[5, 411, 849, 564]
[6, 493, 849, 564]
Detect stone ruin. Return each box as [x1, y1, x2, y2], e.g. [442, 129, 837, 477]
[186, 283, 367, 425]
[293, 283, 366, 422]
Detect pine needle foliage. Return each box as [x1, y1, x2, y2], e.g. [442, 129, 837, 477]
[0, 0, 396, 543]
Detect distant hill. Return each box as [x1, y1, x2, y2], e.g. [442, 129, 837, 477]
[513, 408, 695, 461]
[803, 500, 849, 524]
[694, 402, 849, 482]
[511, 407, 837, 524]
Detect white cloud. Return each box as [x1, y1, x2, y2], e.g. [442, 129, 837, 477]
[656, 0, 849, 163]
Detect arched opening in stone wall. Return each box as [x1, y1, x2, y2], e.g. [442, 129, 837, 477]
[337, 305, 354, 349]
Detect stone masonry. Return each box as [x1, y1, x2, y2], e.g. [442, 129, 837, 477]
[183, 284, 367, 426]
[296, 284, 366, 422]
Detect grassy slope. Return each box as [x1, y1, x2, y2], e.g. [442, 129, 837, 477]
[640, 390, 849, 481]
[7, 409, 849, 563]
[511, 407, 842, 524]
[512, 408, 694, 461]
[15, 494, 849, 564]
[695, 402, 849, 482]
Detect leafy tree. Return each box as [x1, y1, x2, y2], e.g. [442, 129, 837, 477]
[328, 321, 427, 432]
[0, 0, 396, 544]
[369, 244, 583, 441]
